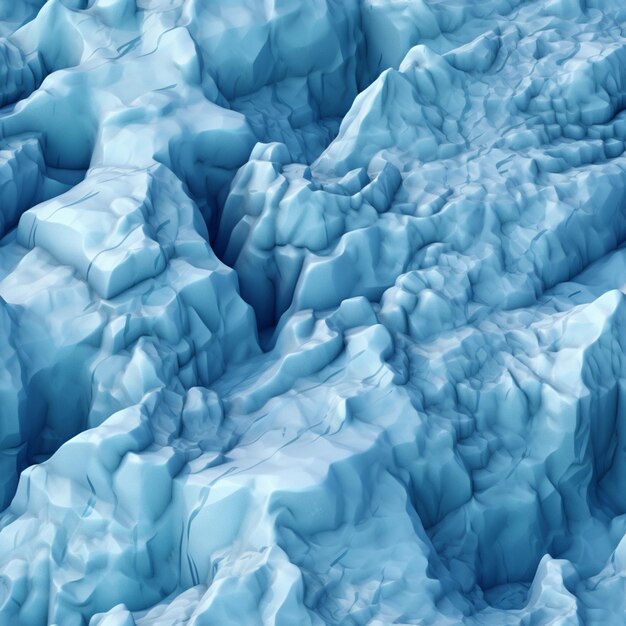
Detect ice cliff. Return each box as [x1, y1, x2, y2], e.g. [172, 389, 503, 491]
[1, 0, 626, 624]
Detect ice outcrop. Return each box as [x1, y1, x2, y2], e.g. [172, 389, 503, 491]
[2, 0, 626, 624]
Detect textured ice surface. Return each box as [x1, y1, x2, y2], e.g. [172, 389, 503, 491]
[3, 0, 626, 624]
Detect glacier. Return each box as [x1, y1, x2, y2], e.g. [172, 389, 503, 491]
[2, 0, 626, 624]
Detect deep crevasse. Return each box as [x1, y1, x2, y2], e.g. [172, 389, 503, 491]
[0, 0, 626, 624]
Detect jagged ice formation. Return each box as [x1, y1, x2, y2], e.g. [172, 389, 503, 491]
[1, 0, 626, 624]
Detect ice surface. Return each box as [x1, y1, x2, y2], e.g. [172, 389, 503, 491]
[2, 0, 626, 624]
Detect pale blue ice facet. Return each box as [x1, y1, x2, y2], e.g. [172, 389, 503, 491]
[1, 0, 626, 624]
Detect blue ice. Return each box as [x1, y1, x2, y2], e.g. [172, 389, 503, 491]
[0, 0, 626, 624]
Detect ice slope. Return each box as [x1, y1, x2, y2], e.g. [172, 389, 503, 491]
[2, 0, 626, 624]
